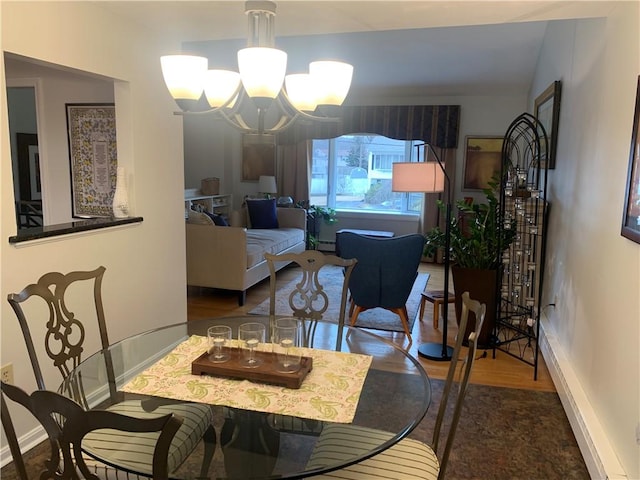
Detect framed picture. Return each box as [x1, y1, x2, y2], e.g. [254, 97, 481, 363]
[534, 80, 562, 169]
[242, 137, 275, 181]
[66, 104, 117, 217]
[621, 76, 640, 244]
[16, 132, 41, 201]
[463, 136, 504, 191]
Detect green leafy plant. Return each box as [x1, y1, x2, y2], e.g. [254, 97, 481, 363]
[307, 205, 338, 225]
[295, 203, 338, 249]
[424, 177, 516, 270]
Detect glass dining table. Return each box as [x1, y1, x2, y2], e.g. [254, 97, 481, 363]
[59, 315, 431, 479]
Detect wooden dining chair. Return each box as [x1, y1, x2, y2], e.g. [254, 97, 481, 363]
[1, 380, 182, 480]
[305, 291, 486, 480]
[6, 266, 215, 479]
[264, 250, 357, 348]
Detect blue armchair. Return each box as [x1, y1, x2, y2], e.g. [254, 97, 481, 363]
[337, 232, 425, 342]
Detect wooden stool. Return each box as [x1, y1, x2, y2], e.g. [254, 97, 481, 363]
[419, 290, 455, 329]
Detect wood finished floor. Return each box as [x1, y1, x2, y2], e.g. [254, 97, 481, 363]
[188, 262, 555, 393]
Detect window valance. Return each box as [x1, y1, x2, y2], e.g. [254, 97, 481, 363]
[276, 105, 460, 148]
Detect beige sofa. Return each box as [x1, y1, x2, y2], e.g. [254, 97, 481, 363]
[186, 207, 306, 305]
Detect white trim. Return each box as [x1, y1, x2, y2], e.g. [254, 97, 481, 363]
[0, 340, 180, 469]
[0, 425, 46, 469]
[540, 319, 627, 479]
[6, 77, 50, 224]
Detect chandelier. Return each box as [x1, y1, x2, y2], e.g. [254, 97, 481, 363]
[160, 1, 354, 140]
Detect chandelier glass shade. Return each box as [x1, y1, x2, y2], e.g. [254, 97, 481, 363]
[160, 1, 353, 137]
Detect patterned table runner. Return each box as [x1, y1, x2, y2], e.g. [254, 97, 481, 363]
[121, 335, 372, 423]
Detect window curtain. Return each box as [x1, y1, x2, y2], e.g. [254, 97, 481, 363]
[276, 105, 459, 148]
[275, 105, 460, 263]
[275, 141, 311, 206]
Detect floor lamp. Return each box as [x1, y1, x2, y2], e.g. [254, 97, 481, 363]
[392, 144, 453, 361]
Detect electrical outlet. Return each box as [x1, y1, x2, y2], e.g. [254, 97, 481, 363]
[1, 363, 14, 385]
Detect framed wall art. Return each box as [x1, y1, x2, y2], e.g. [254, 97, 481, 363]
[534, 80, 562, 169]
[242, 136, 275, 181]
[463, 136, 504, 191]
[621, 76, 640, 244]
[66, 103, 117, 217]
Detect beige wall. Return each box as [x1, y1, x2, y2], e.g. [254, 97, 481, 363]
[1, 1, 188, 454]
[533, 9, 639, 479]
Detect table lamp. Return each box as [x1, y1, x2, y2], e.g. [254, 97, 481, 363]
[258, 175, 277, 199]
[392, 144, 453, 361]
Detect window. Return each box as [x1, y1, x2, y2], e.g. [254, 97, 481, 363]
[310, 134, 424, 214]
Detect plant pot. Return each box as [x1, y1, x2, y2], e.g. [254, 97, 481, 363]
[451, 266, 497, 348]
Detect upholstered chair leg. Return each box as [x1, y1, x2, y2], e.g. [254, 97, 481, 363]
[387, 307, 412, 344]
[350, 305, 365, 326]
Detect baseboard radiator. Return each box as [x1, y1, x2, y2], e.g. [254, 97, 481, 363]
[540, 321, 627, 479]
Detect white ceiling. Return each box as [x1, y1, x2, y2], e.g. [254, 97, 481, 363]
[98, 1, 619, 97]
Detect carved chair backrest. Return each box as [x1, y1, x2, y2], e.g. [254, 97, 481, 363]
[7, 266, 114, 404]
[264, 250, 357, 347]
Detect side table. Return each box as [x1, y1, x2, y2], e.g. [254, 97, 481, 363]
[419, 289, 455, 329]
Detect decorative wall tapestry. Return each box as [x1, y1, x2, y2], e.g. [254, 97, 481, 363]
[66, 104, 117, 217]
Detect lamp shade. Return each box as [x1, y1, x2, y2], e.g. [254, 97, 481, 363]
[203, 70, 241, 108]
[392, 162, 445, 193]
[238, 47, 287, 102]
[285, 73, 319, 111]
[310, 61, 353, 106]
[160, 55, 207, 100]
[258, 175, 277, 194]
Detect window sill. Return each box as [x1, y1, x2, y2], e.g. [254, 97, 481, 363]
[336, 210, 419, 221]
[9, 216, 143, 245]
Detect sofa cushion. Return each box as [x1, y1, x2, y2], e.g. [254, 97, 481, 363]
[246, 228, 305, 268]
[246, 199, 279, 229]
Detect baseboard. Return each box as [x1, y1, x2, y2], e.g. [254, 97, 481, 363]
[1, 341, 180, 470]
[1, 425, 46, 469]
[540, 320, 627, 479]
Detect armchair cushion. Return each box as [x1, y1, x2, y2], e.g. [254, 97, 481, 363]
[247, 198, 279, 229]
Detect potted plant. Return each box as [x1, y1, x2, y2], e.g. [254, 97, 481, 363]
[296, 202, 338, 249]
[424, 177, 516, 346]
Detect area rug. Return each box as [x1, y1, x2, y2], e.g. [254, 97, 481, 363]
[248, 266, 429, 334]
[1, 373, 589, 480]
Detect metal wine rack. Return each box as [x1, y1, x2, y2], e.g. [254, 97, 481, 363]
[495, 113, 549, 380]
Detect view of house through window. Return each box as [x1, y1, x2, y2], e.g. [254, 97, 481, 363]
[310, 134, 424, 214]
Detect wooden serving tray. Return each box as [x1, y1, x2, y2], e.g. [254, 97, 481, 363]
[191, 348, 313, 389]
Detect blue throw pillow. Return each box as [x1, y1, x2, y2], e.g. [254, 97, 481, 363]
[202, 211, 229, 226]
[246, 198, 279, 229]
